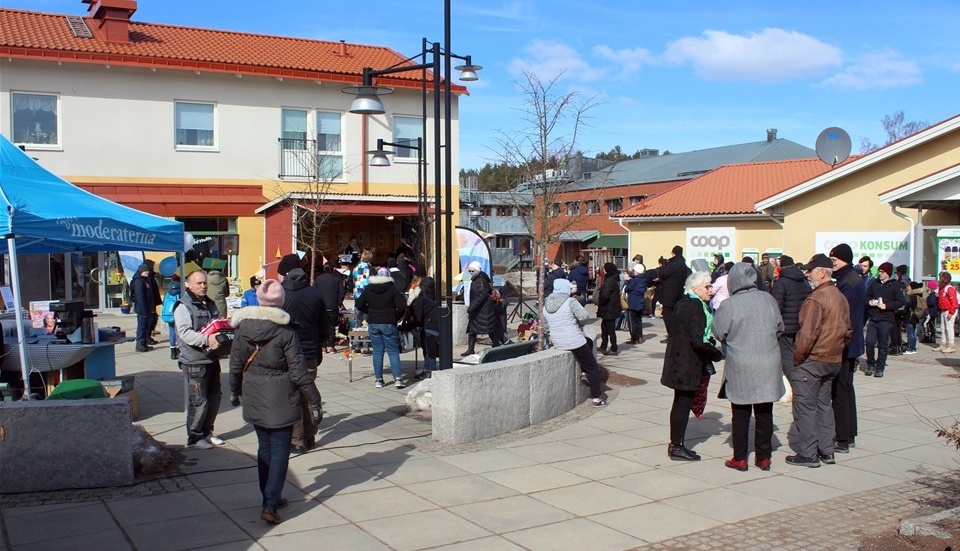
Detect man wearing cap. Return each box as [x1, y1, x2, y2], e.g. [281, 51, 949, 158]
[131, 262, 158, 352]
[175, 269, 225, 449]
[241, 275, 262, 308]
[787, 254, 851, 467]
[863, 262, 903, 377]
[771, 255, 811, 375]
[645, 245, 692, 340]
[829, 243, 867, 452]
[759, 253, 776, 292]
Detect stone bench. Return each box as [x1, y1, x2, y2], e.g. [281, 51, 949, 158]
[0, 398, 133, 492]
[475, 339, 538, 364]
[431, 348, 589, 444]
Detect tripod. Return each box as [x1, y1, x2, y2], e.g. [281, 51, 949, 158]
[508, 255, 537, 323]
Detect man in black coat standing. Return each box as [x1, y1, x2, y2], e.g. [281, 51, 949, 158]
[465, 261, 502, 355]
[279, 261, 327, 454]
[771, 255, 811, 375]
[830, 243, 866, 452]
[645, 245, 692, 342]
[314, 263, 346, 353]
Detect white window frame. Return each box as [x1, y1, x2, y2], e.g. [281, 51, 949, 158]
[281, 108, 308, 149]
[605, 198, 623, 213]
[315, 110, 343, 181]
[174, 100, 216, 150]
[585, 200, 600, 215]
[11, 91, 61, 150]
[565, 201, 580, 216]
[392, 115, 422, 162]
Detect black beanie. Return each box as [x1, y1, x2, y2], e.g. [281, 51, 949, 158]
[779, 255, 794, 267]
[829, 243, 854, 264]
[277, 254, 301, 276]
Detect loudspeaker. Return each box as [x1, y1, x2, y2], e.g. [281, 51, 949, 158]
[513, 237, 531, 256]
[221, 234, 240, 255]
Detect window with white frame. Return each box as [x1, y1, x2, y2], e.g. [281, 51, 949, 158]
[12, 92, 59, 146]
[585, 200, 600, 215]
[606, 198, 623, 213]
[316, 110, 343, 179]
[175, 101, 215, 148]
[393, 115, 422, 160]
[281, 108, 308, 148]
[548, 203, 561, 217]
[565, 201, 580, 215]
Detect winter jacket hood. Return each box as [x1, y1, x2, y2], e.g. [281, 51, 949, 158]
[727, 262, 759, 295]
[231, 305, 291, 336]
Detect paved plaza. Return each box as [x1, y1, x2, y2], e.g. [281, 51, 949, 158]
[1, 311, 959, 551]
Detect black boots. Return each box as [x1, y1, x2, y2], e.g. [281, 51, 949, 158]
[668, 443, 701, 461]
[170, 347, 180, 360]
[462, 334, 477, 356]
[135, 340, 153, 353]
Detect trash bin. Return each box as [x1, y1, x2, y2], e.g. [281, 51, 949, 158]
[46, 379, 108, 400]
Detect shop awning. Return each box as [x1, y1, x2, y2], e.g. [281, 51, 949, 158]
[558, 230, 600, 242]
[589, 234, 628, 249]
[75, 183, 268, 217]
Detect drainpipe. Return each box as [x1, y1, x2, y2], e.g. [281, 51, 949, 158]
[890, 204, 916, 274]
[763, 211, 785, 251]
[616, 217, 630, 253]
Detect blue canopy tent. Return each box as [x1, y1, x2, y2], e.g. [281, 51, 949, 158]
[0, 135, 184, 398]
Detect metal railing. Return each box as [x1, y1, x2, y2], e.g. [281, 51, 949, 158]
[278, 138, 318, 180]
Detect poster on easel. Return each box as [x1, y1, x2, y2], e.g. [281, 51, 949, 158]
[29, 300, 55, 332]
[0, 286, 15, 312]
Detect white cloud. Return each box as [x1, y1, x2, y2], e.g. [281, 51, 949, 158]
[662, 28, 842, 82]
[593, 45, 655, 79]
[508, 39, 606, 82]
[819, 49, 922, 90]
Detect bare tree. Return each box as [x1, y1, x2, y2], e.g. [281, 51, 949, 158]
[860, 110, 930, 153]
[271, 140, 345, 282]
[494, 70, 602, 343]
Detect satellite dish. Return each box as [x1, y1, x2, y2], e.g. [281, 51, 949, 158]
[815, 127, 852, 167]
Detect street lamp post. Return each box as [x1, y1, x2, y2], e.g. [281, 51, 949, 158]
[366, 138, 428, 261]
[344, 2, 479, 370]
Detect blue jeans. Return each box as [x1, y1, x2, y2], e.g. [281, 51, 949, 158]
[368, 323, 402, 381]
[167, 322, 176, 348]
[253, 424, 293, 510]
[906, 322, 917, 351]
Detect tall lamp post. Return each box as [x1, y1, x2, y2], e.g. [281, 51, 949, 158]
[343, 4, 479, 370]
[366, 138, 427, 258]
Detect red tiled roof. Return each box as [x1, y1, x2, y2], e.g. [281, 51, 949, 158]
[618, 157, 859, 218]
[0, 7, 466, 93]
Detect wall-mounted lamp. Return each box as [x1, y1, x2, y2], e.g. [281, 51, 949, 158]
[385, 215, 395, 221]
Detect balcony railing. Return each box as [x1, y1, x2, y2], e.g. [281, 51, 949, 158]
[278, 138, 319, 180]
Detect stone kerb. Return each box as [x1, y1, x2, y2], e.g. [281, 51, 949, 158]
[0, 398, 134, 493]
[432, 348, 583, 444]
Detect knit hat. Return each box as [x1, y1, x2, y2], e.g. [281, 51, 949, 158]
[779, 255, 794, 267]
[136, 263, 151, 274]
[671, 245, 683, 257]
[467, 260, 482, 272]
[249, 275, 262, 288]
[603, 262, 617, 275]
[928, 279, 939, 290]
[877, 262, 894, 275]
[377, 267, 390, 277]
[256, 279, 285, 307]
[896, 264, 908, 277]
[552, 278, 572, 295]
[829, 243, 854, 265]
[277, 254, 301, 276]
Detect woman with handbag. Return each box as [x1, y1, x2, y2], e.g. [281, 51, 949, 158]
[595, 262, 622, 356]
[541, 279, 607, 406]
[711, 263, 784, 472]
[660, 271, 722, 461]
[229, 279, 322, 524]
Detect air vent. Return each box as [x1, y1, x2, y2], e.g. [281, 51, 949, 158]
[65, 16, 93, 39]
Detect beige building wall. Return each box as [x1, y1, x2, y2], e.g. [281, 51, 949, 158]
[627, 219, 781, 265]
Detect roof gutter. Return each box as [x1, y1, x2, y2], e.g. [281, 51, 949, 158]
[889, 204, 916, 271]
[617, 214, 770, 223]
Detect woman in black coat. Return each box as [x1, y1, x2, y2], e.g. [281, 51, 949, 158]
[661, 271, 723, 461]
[228, 280, 322, 525]
[465, 262, 502, 355]
[595, 262, 623, 355]
[408, 276, 440, 374]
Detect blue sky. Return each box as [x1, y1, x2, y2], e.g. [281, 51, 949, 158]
[10, 1, 960, 171]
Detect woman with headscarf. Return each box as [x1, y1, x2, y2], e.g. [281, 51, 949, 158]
[660, 271, 723, 461]
[595, 262, 622, 355]
[229, 279, 322, 525]
[542, 279, 607, 406]
[357, 267, 408, 388]
[711, 263, 785, 471]
[465, 260, 501, 356]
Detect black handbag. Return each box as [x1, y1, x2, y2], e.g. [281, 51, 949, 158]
[717, 379, 727, 399]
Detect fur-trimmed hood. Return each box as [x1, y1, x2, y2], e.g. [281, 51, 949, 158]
[407, 285, 421, 306]
[368, 274, 393, 285]
[231, 305, 291, 340]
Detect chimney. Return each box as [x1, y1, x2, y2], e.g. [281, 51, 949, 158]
[84, 0, 137, 44]
[766, 128, 778, 142]
[338, 40, 349, 56]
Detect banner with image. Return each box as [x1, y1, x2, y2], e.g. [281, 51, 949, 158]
[936, 228, 960, 279]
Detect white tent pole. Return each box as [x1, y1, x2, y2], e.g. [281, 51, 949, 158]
[7, 236, 31, 400]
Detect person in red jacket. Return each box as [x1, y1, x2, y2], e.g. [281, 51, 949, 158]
[936, 271, 958, 353]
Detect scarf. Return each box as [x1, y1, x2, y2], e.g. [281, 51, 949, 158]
[686, 290, 713, 343]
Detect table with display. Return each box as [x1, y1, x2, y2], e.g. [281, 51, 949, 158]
[0, 337, 134, 397]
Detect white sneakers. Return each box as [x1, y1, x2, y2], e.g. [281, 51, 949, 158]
[207, 434, 226, 446]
